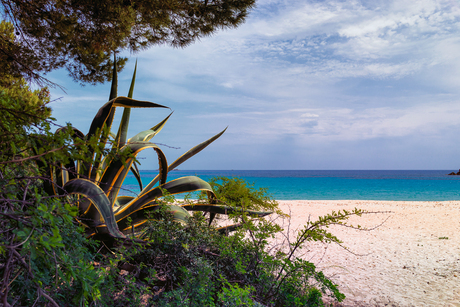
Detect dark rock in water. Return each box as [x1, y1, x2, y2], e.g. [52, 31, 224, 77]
[447, 169, 460, 175]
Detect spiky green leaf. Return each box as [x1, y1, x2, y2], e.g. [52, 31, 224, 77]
[98, 141, 168, 206]
[63, 179, 125, 238]
[130, 162, 143, 191]
[139, 127, 226, 196]
[115, 176, 215, 221]
[115, 204, 191, 235]
[180, 204, 272, 217]
[128, 112, 173, 143]
[115, 60, 137, 148]
[84, 96, 169, 178]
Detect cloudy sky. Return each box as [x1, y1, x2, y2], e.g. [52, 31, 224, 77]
[48, 0, 460, 170]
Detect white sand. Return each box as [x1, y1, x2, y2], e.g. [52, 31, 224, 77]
[273, 201, 460, 307]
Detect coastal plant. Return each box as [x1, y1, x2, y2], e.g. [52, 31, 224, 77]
[106, 176, 352, 306]
[35, 59, 272, 246]
[0, 61, 271, 306]
[1, 62, 358, 307]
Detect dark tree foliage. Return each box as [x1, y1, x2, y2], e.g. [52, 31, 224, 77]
[0, 0, 256, 85]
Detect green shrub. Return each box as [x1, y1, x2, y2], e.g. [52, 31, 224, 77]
[0, 76, 106, 306]
[96, 176, 354, 307]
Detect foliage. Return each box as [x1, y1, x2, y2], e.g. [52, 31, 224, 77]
[95, 177, 353, 307]
[0, 77, 51, 167]
[204, 176, 283, 214]
[0, 76, 105, 306]
[32, 60, 270, 246]
[0, 0, 256, 84]
[0, 61, 361, 307]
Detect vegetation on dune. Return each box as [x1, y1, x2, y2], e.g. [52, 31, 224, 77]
[0, 59, 369, 306]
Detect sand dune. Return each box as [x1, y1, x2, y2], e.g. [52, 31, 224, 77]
[274, 201, 460, 307]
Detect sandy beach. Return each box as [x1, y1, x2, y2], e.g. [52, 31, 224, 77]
[273, 201, 460, 307]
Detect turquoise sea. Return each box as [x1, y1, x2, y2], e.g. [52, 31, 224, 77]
[121, 170, 460, 201]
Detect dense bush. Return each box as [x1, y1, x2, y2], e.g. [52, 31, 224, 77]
[91, 179, 349, 307]
[0, 77, 105, 306]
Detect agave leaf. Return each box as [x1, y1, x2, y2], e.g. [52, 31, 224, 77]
[181, 204, 272, 225]
[130, 162, 143, 191]
[98, 141, 168, 206]
[114, 104, 131, 149]
[92, 204, 190, 236]
[114, 196, 135, 213]
[128, 112, 173, 143]
[118, 204, 190, 234]
[115, 176, 215, 221]
[56, 127, 86, 188]
[93, 56, 118, 177]
[34, 157, 55, 195]
[49, 165, 59, 195]
[34, 126, 85, 195]
[127, 59, 137, 98]
[62, 127, 85, 183]
[55, 163, 75, 192]
[35, 156, 68, 196]
[62, 167, 69, 186]
[180, 204, 272, 217]
[115, 60, 137, 148]
[87, 97, 169, 144]
[139, 127, 227, 196]
[168, 127, 227, 172]
[109, 53, 118, 101]
[84, 96, 169, 178]
[63, 178, 125, 238]
[217, 224, 243, 235]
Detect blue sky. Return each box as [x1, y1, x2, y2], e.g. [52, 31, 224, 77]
[47, 0, 460, 170]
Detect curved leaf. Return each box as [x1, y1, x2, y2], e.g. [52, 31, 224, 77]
[115, 176, 215, 221]
[139, 127, 227, 196]
[115, 59, 137, 148]
[168, 127, 227, 172]
[109, 54, 118, 101]
[116, 204, 191, 234]
[114, 196, 135, 213]
[63, 179, 125, 238]
[97, 141, 168, 206]
[84, 96, 169, 178]
[128, 112, 173, 143]
[35, 126, 85, 195]
[92, 204, 190, 236]
[87, 97, 169, 141]
[180, 204, 272, 218]
[217, 224, 243, 235]
[131, 162, 143, 191]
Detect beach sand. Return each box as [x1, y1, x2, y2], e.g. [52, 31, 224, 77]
[273, 201, 460, 307]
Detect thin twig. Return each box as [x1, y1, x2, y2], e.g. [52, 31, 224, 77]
[3, 227, 35, 249]
[0, 146, 67, 164]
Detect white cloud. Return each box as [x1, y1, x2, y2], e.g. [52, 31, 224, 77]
[48, 0, 460, 169]
[202, 0, 460, 81]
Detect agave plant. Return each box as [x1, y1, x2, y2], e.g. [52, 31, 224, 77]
[39, 60, 270, 243]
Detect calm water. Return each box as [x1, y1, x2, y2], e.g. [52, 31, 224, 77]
[122, 170, 460, 201]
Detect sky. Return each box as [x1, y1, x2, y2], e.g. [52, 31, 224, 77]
[47, 0, 460, 170]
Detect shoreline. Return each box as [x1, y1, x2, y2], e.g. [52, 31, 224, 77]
[274, 200, 460, 306]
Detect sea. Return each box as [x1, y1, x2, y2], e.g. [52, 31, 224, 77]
[121, 170, 460, 201]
